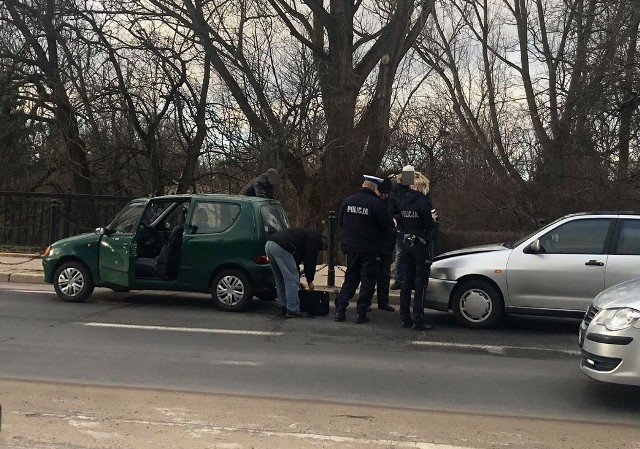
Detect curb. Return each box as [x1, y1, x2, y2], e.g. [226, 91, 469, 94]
[0, 272, 403, 301]
[316, 287, 401, 306]
[0, 272, 45, 284]
[10, 273, 45, 284]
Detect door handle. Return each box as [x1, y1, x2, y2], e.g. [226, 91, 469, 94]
[585, 260, 604, 267]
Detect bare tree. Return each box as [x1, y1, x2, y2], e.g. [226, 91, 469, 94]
[2, 0, 93, 193]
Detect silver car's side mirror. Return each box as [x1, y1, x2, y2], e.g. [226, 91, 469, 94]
[529, 239, 541, 253]
[95, 227, 106, 235]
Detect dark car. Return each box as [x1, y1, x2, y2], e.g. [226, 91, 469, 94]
[42, 194, 288, 311]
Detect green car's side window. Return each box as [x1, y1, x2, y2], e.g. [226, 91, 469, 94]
[108, 203, 145, 234]
[190, 202, 241, 234]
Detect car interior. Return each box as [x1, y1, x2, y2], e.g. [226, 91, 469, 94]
[134, 201, 189, 279]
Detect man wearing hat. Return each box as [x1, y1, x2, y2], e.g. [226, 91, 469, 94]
[334, 175, 392, 323]
[238, 168, 280, 199]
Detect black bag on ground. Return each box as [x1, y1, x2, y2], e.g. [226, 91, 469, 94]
[299, 290, 330, 316]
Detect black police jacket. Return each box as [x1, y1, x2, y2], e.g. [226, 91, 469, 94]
[238, 173, 275, 199]
[390, 180, 410, 232]
[380, 191, 401, 254]
[339, 188, 391, 254]
[268, 228, 322, 283]
[399, 189, 434, 241]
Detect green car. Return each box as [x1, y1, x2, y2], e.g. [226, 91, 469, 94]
[42, 194, 288, 311]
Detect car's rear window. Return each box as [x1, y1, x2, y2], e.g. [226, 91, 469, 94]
[260, 204, 289, 235]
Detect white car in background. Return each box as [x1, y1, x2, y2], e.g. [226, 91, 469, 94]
[426, 212, 640, 328]
[579, 278, 640, 386]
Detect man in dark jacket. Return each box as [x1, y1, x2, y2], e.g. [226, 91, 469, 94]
[239, 168, 280, 199]
[390, 177, 409, 290]
[334, 176, 392, 323]
[265, 227, 322, 317]
[398, 179, 434, 331]
[373, 177, 400, 312]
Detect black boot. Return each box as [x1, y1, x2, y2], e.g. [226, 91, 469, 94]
[335, 310, 346, 322]
[378, 303, 395, 312]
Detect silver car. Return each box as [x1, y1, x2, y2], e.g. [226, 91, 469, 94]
[579, 278, 640, 386]
[426, 212, 640, 328]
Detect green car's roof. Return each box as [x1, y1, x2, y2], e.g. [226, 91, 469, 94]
[130, 194, 280, 204]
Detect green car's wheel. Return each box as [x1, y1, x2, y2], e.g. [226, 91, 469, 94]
[211, 269, 254, 311]
[53, 261, 95, 302]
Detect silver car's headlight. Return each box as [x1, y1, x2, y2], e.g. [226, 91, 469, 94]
[595, 308, 640, 331]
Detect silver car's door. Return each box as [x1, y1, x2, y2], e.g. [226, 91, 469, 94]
[605, 217, 640, 288]
[506, 217, 615, 311]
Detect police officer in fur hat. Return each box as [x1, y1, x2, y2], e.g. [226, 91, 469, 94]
[334, 175, 392, 323]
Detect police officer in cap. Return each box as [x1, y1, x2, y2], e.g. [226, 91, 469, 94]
[398, 171, 435, 331]
[335, 175, 392, 323]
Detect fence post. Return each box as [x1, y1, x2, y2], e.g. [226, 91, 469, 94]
[62, 195, 72, 238]
[327, 210, 337, 287]
[49, 200, 60, 245]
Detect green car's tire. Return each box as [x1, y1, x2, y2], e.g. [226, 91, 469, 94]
[211, 269, 254, 311]
[53, 261, 95, 302]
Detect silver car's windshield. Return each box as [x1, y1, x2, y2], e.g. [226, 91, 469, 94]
[504, 216, 566, 248]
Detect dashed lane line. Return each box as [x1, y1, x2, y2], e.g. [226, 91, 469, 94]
[80, 322, 284, 337]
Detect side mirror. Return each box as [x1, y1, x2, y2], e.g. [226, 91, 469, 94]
[95, 227, 112, 236]
[529, 239, 541, 254]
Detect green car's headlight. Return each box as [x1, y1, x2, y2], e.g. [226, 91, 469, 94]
[595, 308, 640, 331]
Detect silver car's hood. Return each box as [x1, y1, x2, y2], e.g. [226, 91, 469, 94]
[593, 277, 640, 310]
[434, 243, 508, 261]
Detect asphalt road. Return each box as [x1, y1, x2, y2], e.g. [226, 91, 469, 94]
[1, 283, 640, 427]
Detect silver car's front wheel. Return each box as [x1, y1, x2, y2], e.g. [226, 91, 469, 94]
[452, 279, 503, 328]
[53, 261, 95, 302]
[211, 269, 254, 311]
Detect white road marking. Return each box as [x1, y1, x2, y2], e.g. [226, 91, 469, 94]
[12, 411, 475, 448]
[209, 360, 262, 366]
[2, 289, 53, 294]
[80, 322, 283, 337]
[412, 341, 581, 356]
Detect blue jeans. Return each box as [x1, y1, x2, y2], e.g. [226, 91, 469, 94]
[394, 233, 405, 283]
[265, 241, 300, 312]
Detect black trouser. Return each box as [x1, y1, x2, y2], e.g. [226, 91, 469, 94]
[399, 238, 431, 324]
[375, 251, 393, 306]
[335, 252, 379, 316]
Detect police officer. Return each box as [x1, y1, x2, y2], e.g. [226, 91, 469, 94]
[398, 174, 434, 331]
[335, 175, 392, 323]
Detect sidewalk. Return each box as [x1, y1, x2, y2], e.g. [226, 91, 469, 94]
[0, 253, 401, 303]
[0, 253, 44, 284]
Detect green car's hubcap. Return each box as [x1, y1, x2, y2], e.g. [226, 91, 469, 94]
[58, 267, 85, 297]
[217, 276, 245, 306]
[460, 288, 492, 322]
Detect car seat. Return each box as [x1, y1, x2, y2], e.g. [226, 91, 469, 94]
[135, 208, 186, 279]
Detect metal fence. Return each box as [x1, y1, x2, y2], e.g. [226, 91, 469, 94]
[0, 192, 134, 250]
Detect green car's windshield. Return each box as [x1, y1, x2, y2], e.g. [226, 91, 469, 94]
[108, 202, 145, 234]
